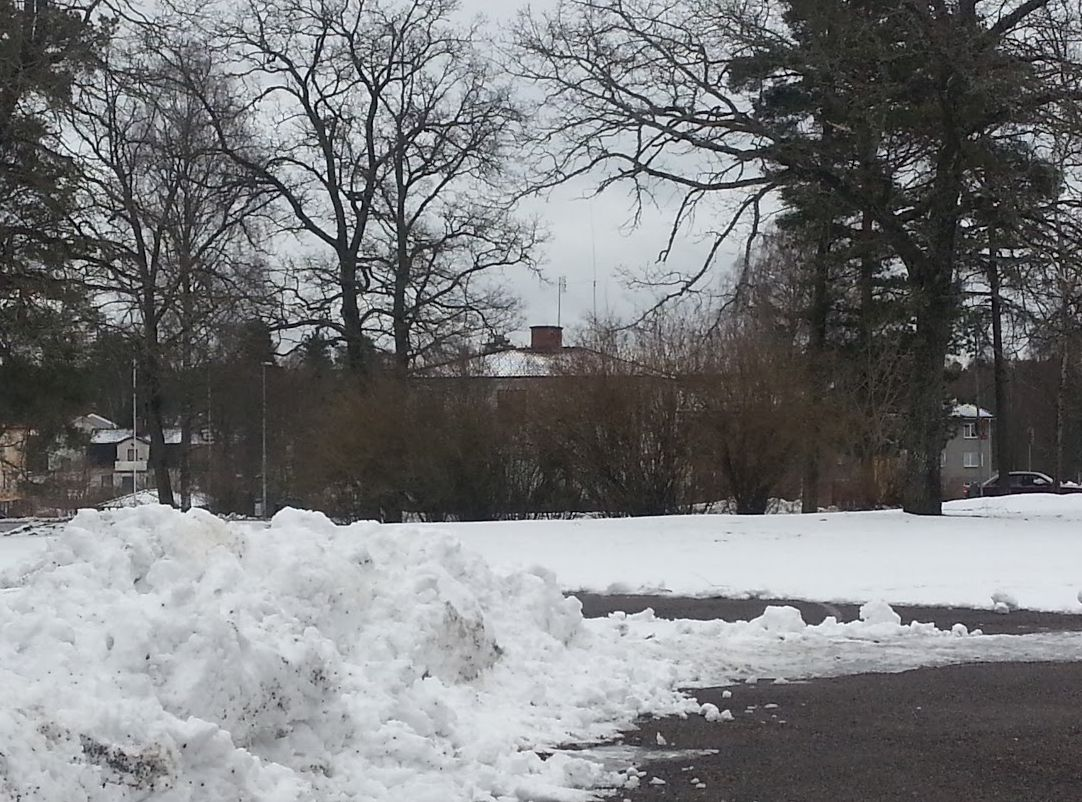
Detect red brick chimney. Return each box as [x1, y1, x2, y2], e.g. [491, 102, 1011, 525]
[529, 325, 563, 352]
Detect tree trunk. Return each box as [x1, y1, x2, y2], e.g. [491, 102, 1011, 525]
[801, 221, 831, 513]
[902, 108, 964, 516]
[987, 238, 1012, 491]
[179, 261, 194, 512]
[340, 254, 369, 375]
[901, 282, 953, 515]
[857, 208, 878, 507]
[1054, 308, 1068, 488]
[180, 413, 192, 511]
[392, 207, 411, 370]
[143, 347, 176, 507]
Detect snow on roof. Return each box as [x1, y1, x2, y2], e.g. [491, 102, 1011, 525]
[421, 346, 652, 379]
[74, 413, 117, 431]
[89, 429, 147, 445]
[951, 403, 994, 419]
[89, 428, 208, 446]
[97, 490, 208, 509]
[471, 349, 571, 377]
[163, 429, 203, 445]
[419, 347, 576, 378]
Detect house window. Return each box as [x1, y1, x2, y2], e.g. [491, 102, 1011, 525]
[962, 422, 978, 439]
[963, 451, 981, 468]
[940, 450, 947, 467]
[127, 446, 137, 461]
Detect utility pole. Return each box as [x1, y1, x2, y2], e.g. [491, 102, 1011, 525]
[132, 358, 138, 502]
[973, 331, 984, 486]
[589, 201, 598, 320]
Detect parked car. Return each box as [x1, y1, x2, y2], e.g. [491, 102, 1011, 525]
[965, 471, 1082, 498]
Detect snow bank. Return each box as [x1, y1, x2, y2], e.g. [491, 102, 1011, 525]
[0, 506, 699, 801]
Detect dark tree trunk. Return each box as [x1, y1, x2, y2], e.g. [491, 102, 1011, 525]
[143, 348, 175, 507]
[901, 92, 964, 516]
[392, 148, 411, 373]
[340, 255, 369, 375]
[179, 413, 192, 511]
[987, 239, 1012, 491]
[801, 221, 831, 513]
[179, 263, 193, 511]
[858, 208, 878, 507]
[902, 301, 951, 514]
[1054, 303, 1068, 488]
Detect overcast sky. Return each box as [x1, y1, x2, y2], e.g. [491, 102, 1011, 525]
[458, 0, 744, 343]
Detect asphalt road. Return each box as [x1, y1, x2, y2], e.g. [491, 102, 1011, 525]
[576, 595, 1082, 802]
[618, 662, 1082, 802]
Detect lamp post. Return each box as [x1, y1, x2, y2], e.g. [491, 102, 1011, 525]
[261, 360, 273, 518]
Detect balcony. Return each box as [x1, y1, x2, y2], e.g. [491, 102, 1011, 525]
[114, 460, 149, 473]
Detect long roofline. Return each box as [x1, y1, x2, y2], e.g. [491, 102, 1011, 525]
[414, 344, 670, 379]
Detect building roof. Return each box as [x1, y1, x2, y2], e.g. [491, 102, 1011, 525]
[97, 489, 208, 509]
[90, 429, 147, 445]
[418, 346, 658, 380]
[951, 403, 994, 419]
[75, 413, 117, 431]
[89, 428, 207, 446]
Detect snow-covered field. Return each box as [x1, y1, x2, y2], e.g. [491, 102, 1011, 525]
[422, 495, 1082, 612]
[1, 498, 1081, 800]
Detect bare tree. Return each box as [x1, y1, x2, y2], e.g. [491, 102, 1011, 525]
[67, 28, 270, 506]
[362, 10, 540, 370]
[513, 0, 1082, 514]
[201, 0, 536, 373]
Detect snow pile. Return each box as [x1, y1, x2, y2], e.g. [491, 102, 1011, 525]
[0, 506, 694, 801]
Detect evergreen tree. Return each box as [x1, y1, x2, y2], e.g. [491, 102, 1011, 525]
[0, 0, 102, 397]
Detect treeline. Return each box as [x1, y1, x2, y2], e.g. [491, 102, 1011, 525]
[4, 0, 1082, 516]
[24, 238, 1080, 520]
[1, 0, 537, 509]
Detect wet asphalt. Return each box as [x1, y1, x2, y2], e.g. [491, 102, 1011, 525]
[576, 595, 1082, 802]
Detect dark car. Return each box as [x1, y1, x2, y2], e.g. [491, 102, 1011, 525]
[965, 471, 1082, 498]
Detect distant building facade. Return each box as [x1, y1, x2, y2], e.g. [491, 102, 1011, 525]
[0, 424, 32, 515]
[44, 414, 209, 508]
[941, 403, 994, 499]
